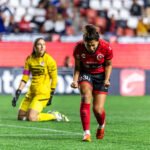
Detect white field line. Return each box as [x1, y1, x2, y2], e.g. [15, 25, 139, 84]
[0, 124, 82, 136]
[0, 133, 79, 137]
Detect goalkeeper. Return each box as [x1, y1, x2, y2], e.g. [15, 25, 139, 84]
[12, 38, 69, 122]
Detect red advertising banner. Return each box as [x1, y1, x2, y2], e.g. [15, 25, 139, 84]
[0, 42, 150, 69]
[0, 42, 76, 67]
[111, 44, 150, 69]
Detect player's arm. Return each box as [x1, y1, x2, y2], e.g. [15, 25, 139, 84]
[48, 58, 58, 89]
[104, 59, 112, 87]
[12, 57, 30, 107]
[71, 57, 80, 88]
[47, 58, 58, 106]
[12, 80, 27, 107]
[46, 87, 55, 106]
[18, 80, 26, 90]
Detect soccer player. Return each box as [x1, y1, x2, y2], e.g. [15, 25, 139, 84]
[71, 24, 113, 141]
[12, 37, 69, 122]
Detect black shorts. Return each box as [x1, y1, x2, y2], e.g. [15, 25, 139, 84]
[78, 72, 108, 94]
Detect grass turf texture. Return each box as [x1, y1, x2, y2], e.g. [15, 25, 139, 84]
[0, 95, 150, 150]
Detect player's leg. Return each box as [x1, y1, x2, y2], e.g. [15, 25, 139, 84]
[27, 96, 69, 122]
[93, 93, 106, 139]
[18, 110, 27, 121]
[27, 97, 56, 121]
[92, 73, 108, 139]
[79, 78, 93, 142]
[18, 97, 31, 121]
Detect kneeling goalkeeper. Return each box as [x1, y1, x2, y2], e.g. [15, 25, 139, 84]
[12, 38, 69, 122]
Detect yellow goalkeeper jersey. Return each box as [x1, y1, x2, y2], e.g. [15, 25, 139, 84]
[22, 52, 57, 98]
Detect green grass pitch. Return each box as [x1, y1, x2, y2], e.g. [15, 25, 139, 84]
[0, 95, 150, 150]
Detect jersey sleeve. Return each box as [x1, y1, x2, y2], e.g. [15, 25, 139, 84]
[47, 56, 58, 89]
[21, 56, 30, 83]
[105, 45, 113, 60]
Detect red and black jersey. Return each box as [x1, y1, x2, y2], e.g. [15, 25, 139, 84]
[73, 39, 113, 74]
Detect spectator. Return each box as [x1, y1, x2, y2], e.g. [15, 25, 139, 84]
[144, 0, 150, 7]
[64, 56, 73, 68]
[37, 0, 49, 9]
[0, 2, 14, 33]
[41, 19, 55, 33]
[0, 12, 6, 32]
[136, 17, 148, 36]
[18, 16, 32, 33]
[54, 14, 66, 35]
[1, 0, 150, 40]
[130, 0, 142, 17]
[144, 0, 150, 17]
[116, 20, 127, 36]
[107, 15, 117, 35]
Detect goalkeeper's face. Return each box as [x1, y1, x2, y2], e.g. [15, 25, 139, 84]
[35, 39, 46, 56]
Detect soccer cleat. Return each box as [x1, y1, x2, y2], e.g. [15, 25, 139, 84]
[60, 114, 70, 122]
[82, 133, 91, 142]
[50, 111, 69, 122]
[96, 128, 105, 139]
[96, 123, 105, 139]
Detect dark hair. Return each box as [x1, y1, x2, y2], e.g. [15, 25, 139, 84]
[32, 37, 44, 56]
[83, 24, 99, 42]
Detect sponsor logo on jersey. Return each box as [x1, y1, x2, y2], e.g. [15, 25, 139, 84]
[86, 61, 98, 64]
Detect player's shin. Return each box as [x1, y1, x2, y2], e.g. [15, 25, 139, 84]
[80, 102, 91, 141]
[93, 109, 105, 127]
[80, 102, 90, 131]
[37, 113, 56, 121]
[93, 109, 106, 139]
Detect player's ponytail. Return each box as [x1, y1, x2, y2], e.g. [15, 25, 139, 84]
[83, 24, 99, 42]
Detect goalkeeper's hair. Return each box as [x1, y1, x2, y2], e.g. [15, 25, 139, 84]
[32, 37, 45, 56]
[83, 24, 99, 42]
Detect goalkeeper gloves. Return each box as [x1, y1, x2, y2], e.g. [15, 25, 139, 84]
[47, 89, 55, 106]
[12, 89, 21, 107]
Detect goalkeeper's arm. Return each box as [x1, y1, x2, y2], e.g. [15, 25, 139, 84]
[47, 88, 55, 106]
[12, 80, 26, 107]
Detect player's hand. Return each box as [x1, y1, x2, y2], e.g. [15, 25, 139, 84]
[47, 96, 53, 106]
[104, 80, 110, 87]
[47, 90, 55, 106]
[12, 97, 17, 107]
[71, 81, 78, 88]
[12, 89, 21, 107]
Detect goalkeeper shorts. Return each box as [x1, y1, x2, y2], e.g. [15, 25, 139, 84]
[19, 95, 49, 113]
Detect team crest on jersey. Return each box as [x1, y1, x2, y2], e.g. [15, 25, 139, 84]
[40, 61, 45, 66]
[109, 46, 112, 51]
[97, 54, 104, 60]
[81, 53, 86, 58]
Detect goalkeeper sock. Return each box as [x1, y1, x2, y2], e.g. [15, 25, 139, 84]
[37, 113, 56, 121]
[93, 109, 105, 127]
[80, 102, 90, 131]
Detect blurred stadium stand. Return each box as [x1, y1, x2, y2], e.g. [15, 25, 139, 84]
[0, 0, 150, 43]
[1, 0, 150, 96]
